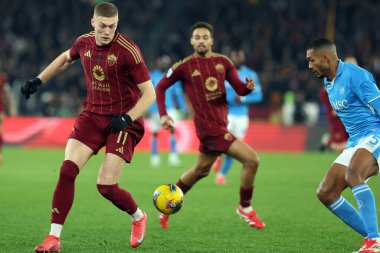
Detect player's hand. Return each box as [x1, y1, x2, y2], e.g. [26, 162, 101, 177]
[20, 77, 42, 99]
[246, 77, 255, 90]
[110, 114, 132, 133]
[160, 115, 174, 130]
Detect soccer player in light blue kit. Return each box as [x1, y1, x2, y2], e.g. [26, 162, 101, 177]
[214, 50, 263, 185]
[147, 55, 187, 167]
[307, 38, 380, 253]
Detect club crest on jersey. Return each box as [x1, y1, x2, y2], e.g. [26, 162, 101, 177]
[92, 65, 105, 81]
[205, 77, 218, 91]
[215, 64, 225, 73]
[107, 54, 117, 66]
[339, 86, 345, 94]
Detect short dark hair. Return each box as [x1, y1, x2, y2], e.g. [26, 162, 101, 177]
[307, 38, 335, 50]
[191, 21, 214, 36]
[94, 2, 118, 17]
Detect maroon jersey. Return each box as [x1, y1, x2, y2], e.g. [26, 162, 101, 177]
[156, 53, 251, 139]
[0, 72, 8, 111]
[69, 31, 151, 115]
[320, 87, 349, 143]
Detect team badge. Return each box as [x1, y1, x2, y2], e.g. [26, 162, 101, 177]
[107, 54, 117, 66]
[339, 86, 345, 94]
[205, 77, 218, 91]
[92, 65, 105, 81]
[215, 64, 225, 73]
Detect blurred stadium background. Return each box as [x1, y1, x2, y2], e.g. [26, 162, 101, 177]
[1, 1, 380, 252]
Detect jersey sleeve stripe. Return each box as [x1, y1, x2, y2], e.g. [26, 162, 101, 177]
[118, 36, 141, 62]
[368, 95, 380, 104]
[116, 38, 141, 64]
[171, 55, 193, 70]
[78, 31, 95, 39]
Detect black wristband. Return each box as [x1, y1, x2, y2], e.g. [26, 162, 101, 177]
[124, 114, 132, 125]
[34, 77, 43, 86]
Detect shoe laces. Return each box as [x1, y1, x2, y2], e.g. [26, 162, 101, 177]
[45, 235, 58, 242]
[246, 210, 263, 223]
[132, 217, 145, 229]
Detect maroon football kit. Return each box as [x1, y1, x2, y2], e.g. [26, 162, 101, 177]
[68, 31, 151, 161]
[156, 53, 251, 154]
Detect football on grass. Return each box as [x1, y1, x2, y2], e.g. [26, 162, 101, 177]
[153, 184, 184, 215]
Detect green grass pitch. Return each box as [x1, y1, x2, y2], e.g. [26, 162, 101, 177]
[0, 147, 378, 252]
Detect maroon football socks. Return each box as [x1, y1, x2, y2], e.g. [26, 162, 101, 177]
[97, 184, 138, 215]
[51, 160, 79, 224]
[239, 186, 254, 207]
[175, 180, 192, 195]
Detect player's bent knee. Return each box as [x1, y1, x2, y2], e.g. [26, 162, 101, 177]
[59, 160, 79, 181]
[316, 186, 337, 205]
[243, 157, 259, 171]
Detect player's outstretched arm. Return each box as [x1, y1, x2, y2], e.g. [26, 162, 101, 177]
[38, 50, 74, 83]
[21, 50, 74, 99]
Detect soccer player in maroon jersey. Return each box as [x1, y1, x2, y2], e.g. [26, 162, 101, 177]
[156, 21, 265, 229]
[0, 71, 17, 164]
[319, 86, 348, 152]
[20, 3, 155, 252]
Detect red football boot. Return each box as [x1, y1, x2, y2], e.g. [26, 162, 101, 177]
[356, 238, 380, 253]
[130, 212, 147, 248]
[34, 235, 61, 253]
[158, 212, 169, 229]
[236, 206, 266, 229]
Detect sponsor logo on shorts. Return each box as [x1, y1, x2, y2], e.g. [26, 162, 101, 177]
[116, 147, 124, 154]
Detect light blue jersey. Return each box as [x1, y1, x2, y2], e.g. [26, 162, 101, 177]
[324, 60, 380, 148]
[148, 69, 187, 114]
[226, 65, 263, 116]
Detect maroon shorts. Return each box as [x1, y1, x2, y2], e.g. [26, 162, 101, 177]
[68, 110, 145, 163]
[198, 129, 236, 155]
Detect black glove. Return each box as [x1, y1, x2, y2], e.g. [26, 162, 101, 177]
[110, 114, 132, 133]
[21, 77, 42, 99]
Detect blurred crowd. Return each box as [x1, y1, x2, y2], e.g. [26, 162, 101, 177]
[1, 0, 380, 125]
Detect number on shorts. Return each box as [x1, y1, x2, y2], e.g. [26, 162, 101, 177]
[117, 131, 128, 145]
[369, 134, 380, 146]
